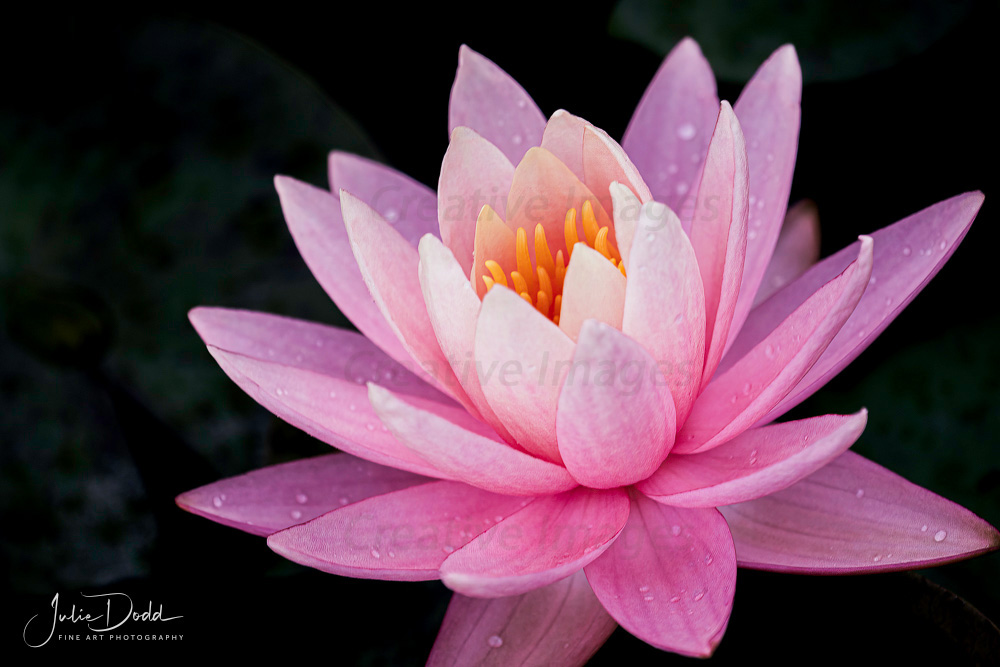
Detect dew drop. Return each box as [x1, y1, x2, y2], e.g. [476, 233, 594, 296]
[671, 525, 682, 537]
[212, 496, 223, 508]
[295, 492, 309, 504]
[939, 240, 947, 250]
[934, 530, 947, 542]
[902, 246, 912, 256]
[517, 99, 527, 109]
[694, 591, 705, 601]
[676, 123, 696, 141]
[644, 595, 655, 602]
[329, 390, 337, 399]
[443, 545, 455, 554]
[275, 388, 284, 396]
[267, 348, 275, 357]
[667, 163, 679, 175]
[764, 344, 775, 359]
[315, 339, 324, 347]
[384, 208, 399, 222]
[646, 232, 656, 242]
[494, 515, 505, 523]
[670, 595, 681, 603]
[638, 585, 650, 593]
[290, 510, 302, 520]
[756, 199, 765, 210]
[921, 524, 928, 532]
[766, 152, 775, 162]
[511, 134, 523, 146]
[742, 382, 752, 395]
[349, 403, 357, 412]
[730, 394, 738, 404]
[675, 182, 689, 196]
[487, 635, 503, 648]
[370, 548, 381, 559]
[855, 489, 864, 499]
[873, 554, 882, 562]
[338, 497, 349, 506]
[747, 229, 758, 241]
[388, 550, 396, 558]
[884, 297, 893, 307]
[704, 555, 713, 565]
[366, 423, 376, 431]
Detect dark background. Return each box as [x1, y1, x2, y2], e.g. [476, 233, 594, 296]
[3, 1, 998, 662]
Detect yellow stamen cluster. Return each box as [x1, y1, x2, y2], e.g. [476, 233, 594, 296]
[482, 200, 625, 324]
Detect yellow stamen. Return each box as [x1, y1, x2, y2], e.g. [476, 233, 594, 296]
[594, 227, 612, 260]
[581, 200, 599, 246]
[536, 291, 551, 317]
[534, 223, 556, 280]
[553, 294, 562, 317]
[555, 250, 566, 293]
[519, 291, 533, 305]
[537, 266, 553, 304]
[484, 260, 507, 287]
[483, 275, 496, 291]
[511, 271, 529, 296]
[515, 227, 537, 294]
[619, 261, 627, 278]
[564, 208, 579, 260]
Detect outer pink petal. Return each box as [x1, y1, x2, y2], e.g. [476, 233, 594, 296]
[622, 202, 706, 423]
[727, 45, 803, 349]
[368, 384, 577, 497]
[449, 45, 546, 164]
[268, 481, 530, 581]
[340, 190, 474, 409]
[440, 488, 630, 598]
[609, 182, 641, 271]
[753, 200, 821, 307]
[475, 287, 575, 463]
[328, 151, 438, 246]
[677, 237, 873, 454]
[427, 570, 616, 667]
[275, 175, 410, 365]
[558, 245, 626, 341]
[540, 109, 588, 182]
[741, 192, 984, 422]
[638, 410, 867, 508]
[622, 37, 719, 212]
[689, 101, 749, 389]
[205, 345, 453, 478]
[556, 321, 675, 489]
[721, 451, 1000, 573]
[585, 495, 736, 658]
[418, 234, 514, 442]
[176, 453, 427, 537]
[437, 128, 515, 276]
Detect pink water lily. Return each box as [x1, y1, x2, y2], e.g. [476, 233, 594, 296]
[177, 40, 998, 661]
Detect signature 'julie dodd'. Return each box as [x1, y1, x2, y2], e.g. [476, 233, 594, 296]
[23, 592, 183, 648]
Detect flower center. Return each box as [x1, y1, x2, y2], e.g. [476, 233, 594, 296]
[480, 200, 625, 324]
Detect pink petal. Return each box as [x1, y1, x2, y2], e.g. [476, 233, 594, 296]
[689, 101, 749, 390]
[622, 37, 719, 212]
[437, 127, 515, 276]
[328, 151, 438, 246]
[558, 245, 626, 341]
[556, 320, 675, 489]
[721, 451, 1000, 573]
[475, 286, 575, 463]
[340, 190, 474, 408]
[638, 410, 868, 507]
[440, 488, 630, 598]
[585, 495, 736, 658]
[268, 481, 529, 581]
[368, 384, 577, 497]
[753, 200, 821, 307]
[505, 147, 615, 257]
[176, 453, 427, 536]
[609, 182, 641, 271]
[204, 345, 453, 478]
[275, 175, 409, 366]
[622, 202, 706, 423]
[471, 204, 517, 299]
[742, 192, 984, 422]
[727, 45, 803, 350]
[677, 237, 873, 454]
[539, 109, 589, 181]
[582, 124, 653, 215]
[449, 45, 546, 164]
[427, 570, 616, 666]
[418, 235, 514, 442]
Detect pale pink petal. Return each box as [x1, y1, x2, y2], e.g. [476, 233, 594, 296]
[505, 147, 616, 257]
[721, 451, 1000, 573]
[582, 124, 653, 215]
[205, 345, 453, 478]
[622, 37, 719, 211]
[753, 200, 821, 306]
[449, 45, 545, 164]
[368, 384, 577, 497]
[677, 237, 873, 454]
[622, 202, 706, 423]
[176, 453, 427, 537]
[418, 235, 514, 442]
[427, 570, 616, 667]
[275, 175, 409, 365]
[267, 481, 529, 581]
[328, 151, 438, 246]
[558, 245, 626, 341]
[609, 182, 641, 271]
[689, 101, 749, 389]
[437, 128, 515, 276]
[540, 109, 588, 181]
[585, 495, 736, 658]
[340, 190, 474, 408]
[440, 488, 630, 597]
[557, 321, 675, 489]
[639, 410, 867, 507]
[475, 287, 575, 463]
[727, 45, 803, 349]
[738, 192, 984, 422]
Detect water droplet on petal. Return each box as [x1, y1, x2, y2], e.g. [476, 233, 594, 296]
[902, 246, 912, 256]
[934, 530, 947, 542]
[694, 591, 705, 601]
[764, 344, 775, 359]
[643, 595, 655, 602]
[275, 388, 284, 396]
[921, 524, 928, 532]
[290, 510, 302, 520]
[704, 555, 713, 565]
[638, 585, 650, 593]
[742, 382, 752, 395]
[667, 163, 679, 175]
[670, 595, 681, 603]
[338, 497, 349, 506]
[512, 134, 523, 145]
[675, 182, 689, 196]
[487, 635, 503, 648]
[349, 404, 357, 412]
[366, 423, 376, 431]
[329, 390, 337, 399]
[295, 492, 308, 504]
[212, 496, 223, 508]
[855, 489, 865, 499]
[677, 123, 696, 140]
[873, 554, 882, 562]
[384, 208, 399, 223]
[939, 240, 947, 250]
[443, 545, 454, 554]
[517, 99, 527, 109]
[671, 525, 682, 537]
[370, 548, 381, 559]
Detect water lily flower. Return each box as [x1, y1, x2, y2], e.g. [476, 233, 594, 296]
[177, 39, 998, 661]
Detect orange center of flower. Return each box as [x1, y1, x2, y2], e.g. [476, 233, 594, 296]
[480, 200, 625, 324]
